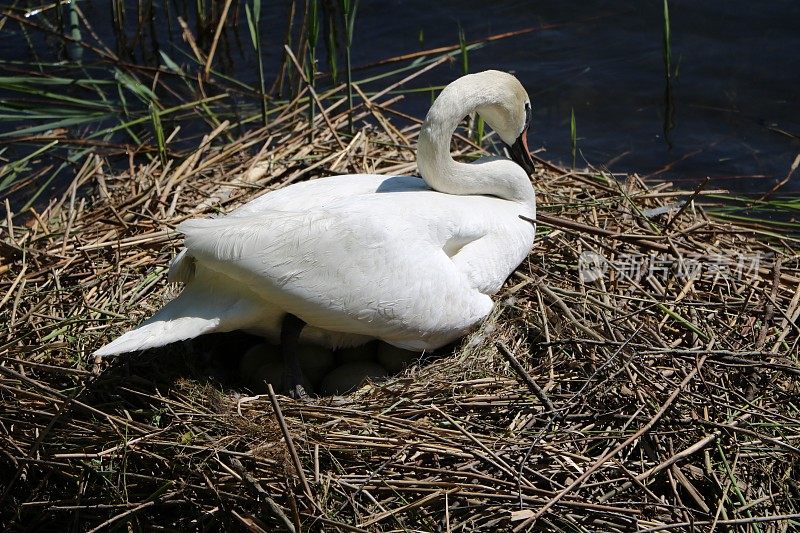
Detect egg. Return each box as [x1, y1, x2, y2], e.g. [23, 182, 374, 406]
[251, 360, 314, 395]
[319, 361, 388, 395]
[336, 341, 378, 364]
[239, 342, 280, 381]
[376, 343, 420, 373]
[251, 360, 284, 393]
[297, 343, 336, 386]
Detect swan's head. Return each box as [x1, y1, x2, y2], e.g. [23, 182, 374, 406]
[473, 71, 536, 177]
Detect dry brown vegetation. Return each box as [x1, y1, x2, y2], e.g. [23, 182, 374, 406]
[1, 78, 799, 532]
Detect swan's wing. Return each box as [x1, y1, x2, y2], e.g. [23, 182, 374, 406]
[177, 200, 492, 348]
[399, 192, 536, 296]
[168, 174, 428, 286]
[448, 218, 536, 294]
[95, 265, 269, 355]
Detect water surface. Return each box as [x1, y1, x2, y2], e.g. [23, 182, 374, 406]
[355, 1, 800, 193]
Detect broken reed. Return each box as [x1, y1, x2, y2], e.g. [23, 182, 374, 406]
[662, 0, 676, 143]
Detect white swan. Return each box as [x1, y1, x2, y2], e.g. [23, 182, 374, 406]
[95, 70, 537, 392]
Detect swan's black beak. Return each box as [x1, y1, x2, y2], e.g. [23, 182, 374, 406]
[505, 102, 535, 176]
[506, 130, 536, 177]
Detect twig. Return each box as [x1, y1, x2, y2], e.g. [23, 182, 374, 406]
[229, 457, 296, 533]
[203, 0, 234, 79]
[665, 176, 708, 229]
[495, 342, 556, 414]
[86, 500, 157, 533]
[523, 213, 671, 253]
[266, 384, 315, 506]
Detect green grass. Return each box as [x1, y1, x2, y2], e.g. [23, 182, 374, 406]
[570, 108, 577, 168]
[662, 0, 672, 80]
[458, 24, 469, 75]
[662, 0, 676, 144]
[702, 192, 800, 237]
[245, 0, 268, 127]
[341, 0, 360, 134]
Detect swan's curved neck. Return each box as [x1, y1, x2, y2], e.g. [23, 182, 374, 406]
[416, 77, 535, 207]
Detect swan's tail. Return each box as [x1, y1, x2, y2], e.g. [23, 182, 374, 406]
[93, 266, 260, 357]
[93, 313, 220, 356]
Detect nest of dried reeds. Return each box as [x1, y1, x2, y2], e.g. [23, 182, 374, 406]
[1, 81, 799, 532]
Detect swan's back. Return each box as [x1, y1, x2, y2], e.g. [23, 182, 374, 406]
[228, 174, 429, 217]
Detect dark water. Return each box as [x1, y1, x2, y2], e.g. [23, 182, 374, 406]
[357, 1, 800, 194]
[2, 1, 799, 197]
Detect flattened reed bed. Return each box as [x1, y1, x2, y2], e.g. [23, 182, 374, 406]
[1, 83, 799, 532]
